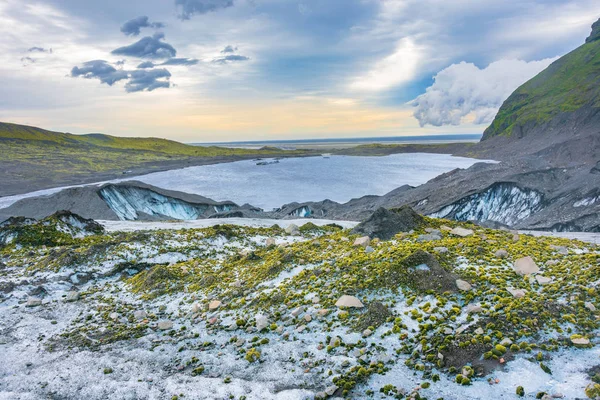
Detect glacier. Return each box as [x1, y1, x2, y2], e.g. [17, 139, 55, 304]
[429, 183, 544, 226]
[99, 185, 209, 221]
[288, 206, 312, 218]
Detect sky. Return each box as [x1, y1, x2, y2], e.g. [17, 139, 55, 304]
[0, 0, 598, 142]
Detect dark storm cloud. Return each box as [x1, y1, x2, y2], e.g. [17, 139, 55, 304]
[161, 57, 199, 66]
[220, 45, 236, 53]
[212, 54, 249, 64]
[125, 69, 172, 92]
[28, 47, 52, 53]
[111, 33, 176, 59]
[175, 0, 234, 20]
[120, 16, 165, 36]
[70, 60, 129, 85]
[71, 60, 171, 92]
[137, 61, 155, 69]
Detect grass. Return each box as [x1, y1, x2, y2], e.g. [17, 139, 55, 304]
[483, 39, 600, 139]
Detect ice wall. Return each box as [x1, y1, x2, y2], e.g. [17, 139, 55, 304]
[429, 183, 543, 226]
[99, 186, 208, 221]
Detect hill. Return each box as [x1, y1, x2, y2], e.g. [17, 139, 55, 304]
[482, 19, 600, 144]
[0, 122, 310, 196]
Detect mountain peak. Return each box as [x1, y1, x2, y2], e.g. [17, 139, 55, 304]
[586, 17, 600, 43]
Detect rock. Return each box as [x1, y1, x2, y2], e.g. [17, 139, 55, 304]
[208, 300, 222, 310]
[440, 225, 453, 231]
[234, 338, 246, 347]
[416, 234, 441, 242]
[474, 327, 484, 335]
[304, 314, 312, 323]
[456, 279, 472, 291]
[353, 236, 370, 248]
[450, 227, 474, 237]
[65, 291, 79, 302]
[513, 256, 540, 276]
[335, 295, 364, 308]
[571, 336, 590, 346]
[157, 320, 173, 330]
[585, 302, 596, 312]
[365, 246, 374, 253]
[109, 312, 119, 320]
[466, 304, 483, 313]
[392, 250, 457, 293]
[495, 249, 509, 258]
[325, 385, 338, 396]
[285, 224, 300, 235]
[550, 245, 569, 255]
[192, 303, 202, 313]
[296, 325, 306, 333]
[291, 306, 304, 317]
[536, 275, 552, 285]
[586, 17, 600, 43]
[500, 338, 513, 346]
[265, 238, 276, 246]
[350, 206, 424, 240]
[507, 287, 527, 298]
[434, 246, 448, 253]
[25, 297, 42, 307]
[317, 309, 329, 317]
[134, 310, 148, 320]
[362, 329, 373, 338]
[255, 314, 269, 331]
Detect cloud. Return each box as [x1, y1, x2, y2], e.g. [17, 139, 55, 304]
[70, 60, 129, 85]
[27, 46, 52, 53]
[212, 54, 249, 64]
[175, 0, 234, 20]
[20, 56, 36, 66]
[137, 61, 155, 69]
[161, 57, 199, 66]
[120, 16, 165, 36]
[220, 45, 236, 53]
[111, 33, 176, 59]
[70, 60, 171, 92]
[411, 58, 556, 127]
[350, 37, 424, 91]
[125, 69, 171, 92]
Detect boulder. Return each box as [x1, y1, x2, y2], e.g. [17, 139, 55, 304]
[507, 287, 527, 298]
[495, 249, 509, 258]
[134, 310, 148, 320]
[353, 236, 370, 248]
[265, 238, 276, 247]
[450, 227, 474, 237]
[535, 275, 552, 285]
[456, 279, 472, 291]
[513, 256, 540, 276]
[157, 320, 173, 330]
[65, 291, 80, 302]
[285, 224, 300, 235]
[255, 314, 269, 331]
[350, 206, 424, 240]
[25, 297, 42, 307]
[208, 300, 222, 310]
[335, 295, 364, 308]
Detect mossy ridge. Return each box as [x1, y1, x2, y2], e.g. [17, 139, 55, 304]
[4, 218, 598, 397]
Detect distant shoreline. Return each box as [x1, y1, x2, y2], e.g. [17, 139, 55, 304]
[193, 133, 482, 150]
[0, 139, 480, 199]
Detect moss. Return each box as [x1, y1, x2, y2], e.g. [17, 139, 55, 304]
[516, 386, 525, 396]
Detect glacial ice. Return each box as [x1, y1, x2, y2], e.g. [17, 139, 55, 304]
[288, 205, 311, 217]
[429, 183, 543, 226]
[99, 185, 208, 221]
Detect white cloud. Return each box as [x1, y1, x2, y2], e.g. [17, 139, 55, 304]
[349, 37, 424, 91]
[411, 58, 556, 127]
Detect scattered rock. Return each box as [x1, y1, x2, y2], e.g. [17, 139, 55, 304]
[134, 310, 148, 320]
[535, 275, 552, 285]
[513, 256, 540, 276]
[365, 245, 374, 253]
[325, 385, 338, 396]
[585, 302, 596, 312]
[416, 233, 441, 242]
[265, 238, 276, 246]
[285, 224, 300, 236]
[450, 227, 474, 237]
[571, 336, 590, 346]
[456, 279, 472, 291]
[304, 314, 312, 323]
[157, 320, 173, 330]
[466, 304, 483, 313]
[507, 287, 527, 298]
[495, 249, 509, 258]
[25, 297, 42, 307]
[362, 329, 373, 338]
[65, 291, 79, 302]
[350, 206, 424, 240]
[434, 246, 448, 253]
[353, 236, 370, 248]
[208, 300, 222, 310]
[335, 295, 364, 308]
[291, 306, 304, 317]
[255, 314, 269, 331]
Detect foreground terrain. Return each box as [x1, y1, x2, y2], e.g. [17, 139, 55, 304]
[0, 211, 598, 399]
